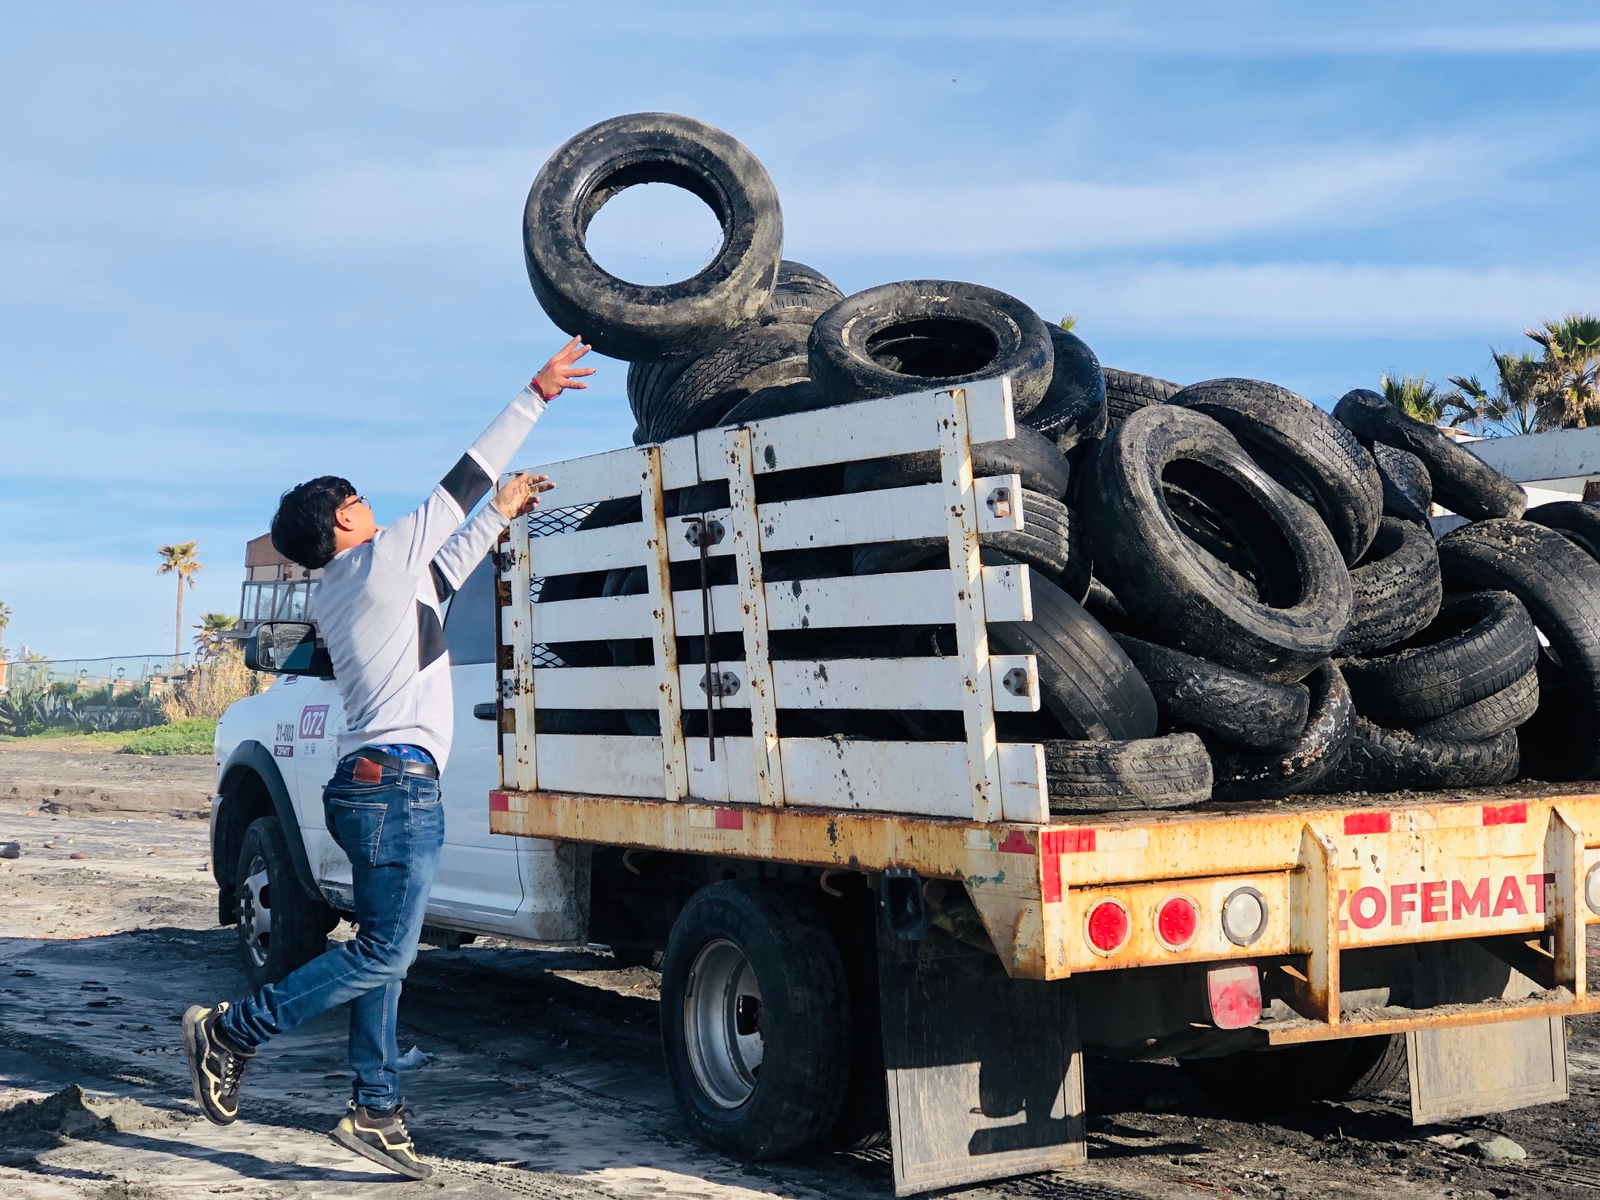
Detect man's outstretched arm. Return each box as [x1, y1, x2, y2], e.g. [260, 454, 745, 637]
[372, 338, 592, 577]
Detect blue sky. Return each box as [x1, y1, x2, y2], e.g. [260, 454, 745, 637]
[2, 2, 1597, 659]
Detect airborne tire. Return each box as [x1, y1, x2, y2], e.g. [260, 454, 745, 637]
[524, 113, 783, 362]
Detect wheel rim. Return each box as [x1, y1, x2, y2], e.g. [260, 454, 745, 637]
[683, 938, 763, 1109]
[237, 853, 272, 968]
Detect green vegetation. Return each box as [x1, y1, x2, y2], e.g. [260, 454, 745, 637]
[0, 717, 217, 755]
[1389, 311, 1600, 437]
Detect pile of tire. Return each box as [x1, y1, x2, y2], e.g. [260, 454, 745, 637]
[524, 113, 1600, 813]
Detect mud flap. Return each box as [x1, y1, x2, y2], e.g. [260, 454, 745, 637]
[1408, 1016, 1567, 1124]
[877, 920, 1084, 1196]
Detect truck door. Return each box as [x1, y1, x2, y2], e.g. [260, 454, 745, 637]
[285, 677, 349, 897]
[431, 554, 528, 927]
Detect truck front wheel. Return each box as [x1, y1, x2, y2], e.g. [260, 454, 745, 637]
[660, 880, 851, 1160]
[236, 816, 332, 989]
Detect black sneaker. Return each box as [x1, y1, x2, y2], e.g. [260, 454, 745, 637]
[182, 1003, 255, 1125]
[330, 1103, 432, 1180]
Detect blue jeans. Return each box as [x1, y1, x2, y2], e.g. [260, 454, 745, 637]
[219, 753, 445, 1110]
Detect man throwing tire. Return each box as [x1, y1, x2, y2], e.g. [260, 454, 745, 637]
[183, 338, 593, 1178]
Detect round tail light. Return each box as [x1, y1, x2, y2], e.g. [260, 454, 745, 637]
[1085, 899, 1130, 954]
[1586, 862, 1600, 916]
[1222, 885, 1269, 946]
[1155, 894, 1199, 950]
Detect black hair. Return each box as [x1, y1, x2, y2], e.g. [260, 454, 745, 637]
[270, 476, 355, 569]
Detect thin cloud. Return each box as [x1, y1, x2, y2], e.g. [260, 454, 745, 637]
[1057, 261, 1600, 335]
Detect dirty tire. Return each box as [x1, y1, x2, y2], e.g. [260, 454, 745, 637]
[1525, 500, 1600, 563]
[851, 492, 1091, 601]
[1340, 517, 1442, 655]
[1103, 368, 1182, 427]
[759, 260, 844, 328]
[660, 881, 851, 1161]
[1042, 733, 1212, 812]
[1208, 662, 1355, 801]
[988, 563, 1158, 741]
[1333, 388, 1526, 521]
[841, 422, 1073, 500]
[807, 279, 1054, 414]
[1077, 405, 1352, 682]
[524, 113, 782, 362]
[1173, 377, 1382, 563]
[1022, 325, 1107, 451]
[1113, 635, 1310, 753]
[648, 323, 810, 441]
[718, 379, 832, 426]
[1314, 719, 1520, 792]
[1438, 519, 1600, 779]
[1372, 443, 1433, 524]
[1410, 666, 1539, 740]
[1332, 1035, 1409, 1099]
[236, 816, 330, 990]
[627, 358, 694, 430]
[1340, 591, 1538, 727]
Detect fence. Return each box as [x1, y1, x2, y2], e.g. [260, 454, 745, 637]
[0, 654, 193, 695]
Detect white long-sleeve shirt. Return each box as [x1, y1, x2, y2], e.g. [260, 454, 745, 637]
[316, 386, 547, 766]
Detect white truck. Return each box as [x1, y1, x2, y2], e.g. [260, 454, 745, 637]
[213, 378, 1600, 1195]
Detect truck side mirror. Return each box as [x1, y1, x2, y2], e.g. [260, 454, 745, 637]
[246, 622, 335, 679]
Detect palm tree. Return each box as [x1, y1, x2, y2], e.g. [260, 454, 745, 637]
[1380, 372, 1475, 428]
[157, 542, 203, 665]
[1526, 312, 1600, 428]
[1447, 350, 1546, 437]
[193, 612, 239, 660]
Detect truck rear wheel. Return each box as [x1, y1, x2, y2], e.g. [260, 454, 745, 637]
[660, 881, 851, 1160]
[236, 816, 331, 989]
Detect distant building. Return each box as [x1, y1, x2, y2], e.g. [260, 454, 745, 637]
[239, 533, 321, 632]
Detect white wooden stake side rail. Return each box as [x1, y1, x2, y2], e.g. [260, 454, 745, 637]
[505, 512, 538, 792]
[725, 426, 785, 807]
[640, 445, 689, 802]
[498, 377, 1051, 823]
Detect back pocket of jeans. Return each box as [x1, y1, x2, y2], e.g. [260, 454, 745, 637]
[325, 799, 387, 868]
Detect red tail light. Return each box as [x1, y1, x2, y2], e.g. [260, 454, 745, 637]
[1085, 900, 1130, 954]
[1156, 895, 1199, 950]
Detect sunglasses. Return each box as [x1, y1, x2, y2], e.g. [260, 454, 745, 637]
[338, 495, 369, 513]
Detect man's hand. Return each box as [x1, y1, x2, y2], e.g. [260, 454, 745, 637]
[533, 337, 595, 399]
[492, 472, 555, 519]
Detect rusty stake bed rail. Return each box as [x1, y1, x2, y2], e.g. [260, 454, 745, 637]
[490, 786, 1600, 1039]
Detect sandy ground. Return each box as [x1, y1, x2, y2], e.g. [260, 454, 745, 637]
[2, 745, 1599, 1199]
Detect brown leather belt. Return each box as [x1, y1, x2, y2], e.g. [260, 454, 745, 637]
[348, 747, 439, 780]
